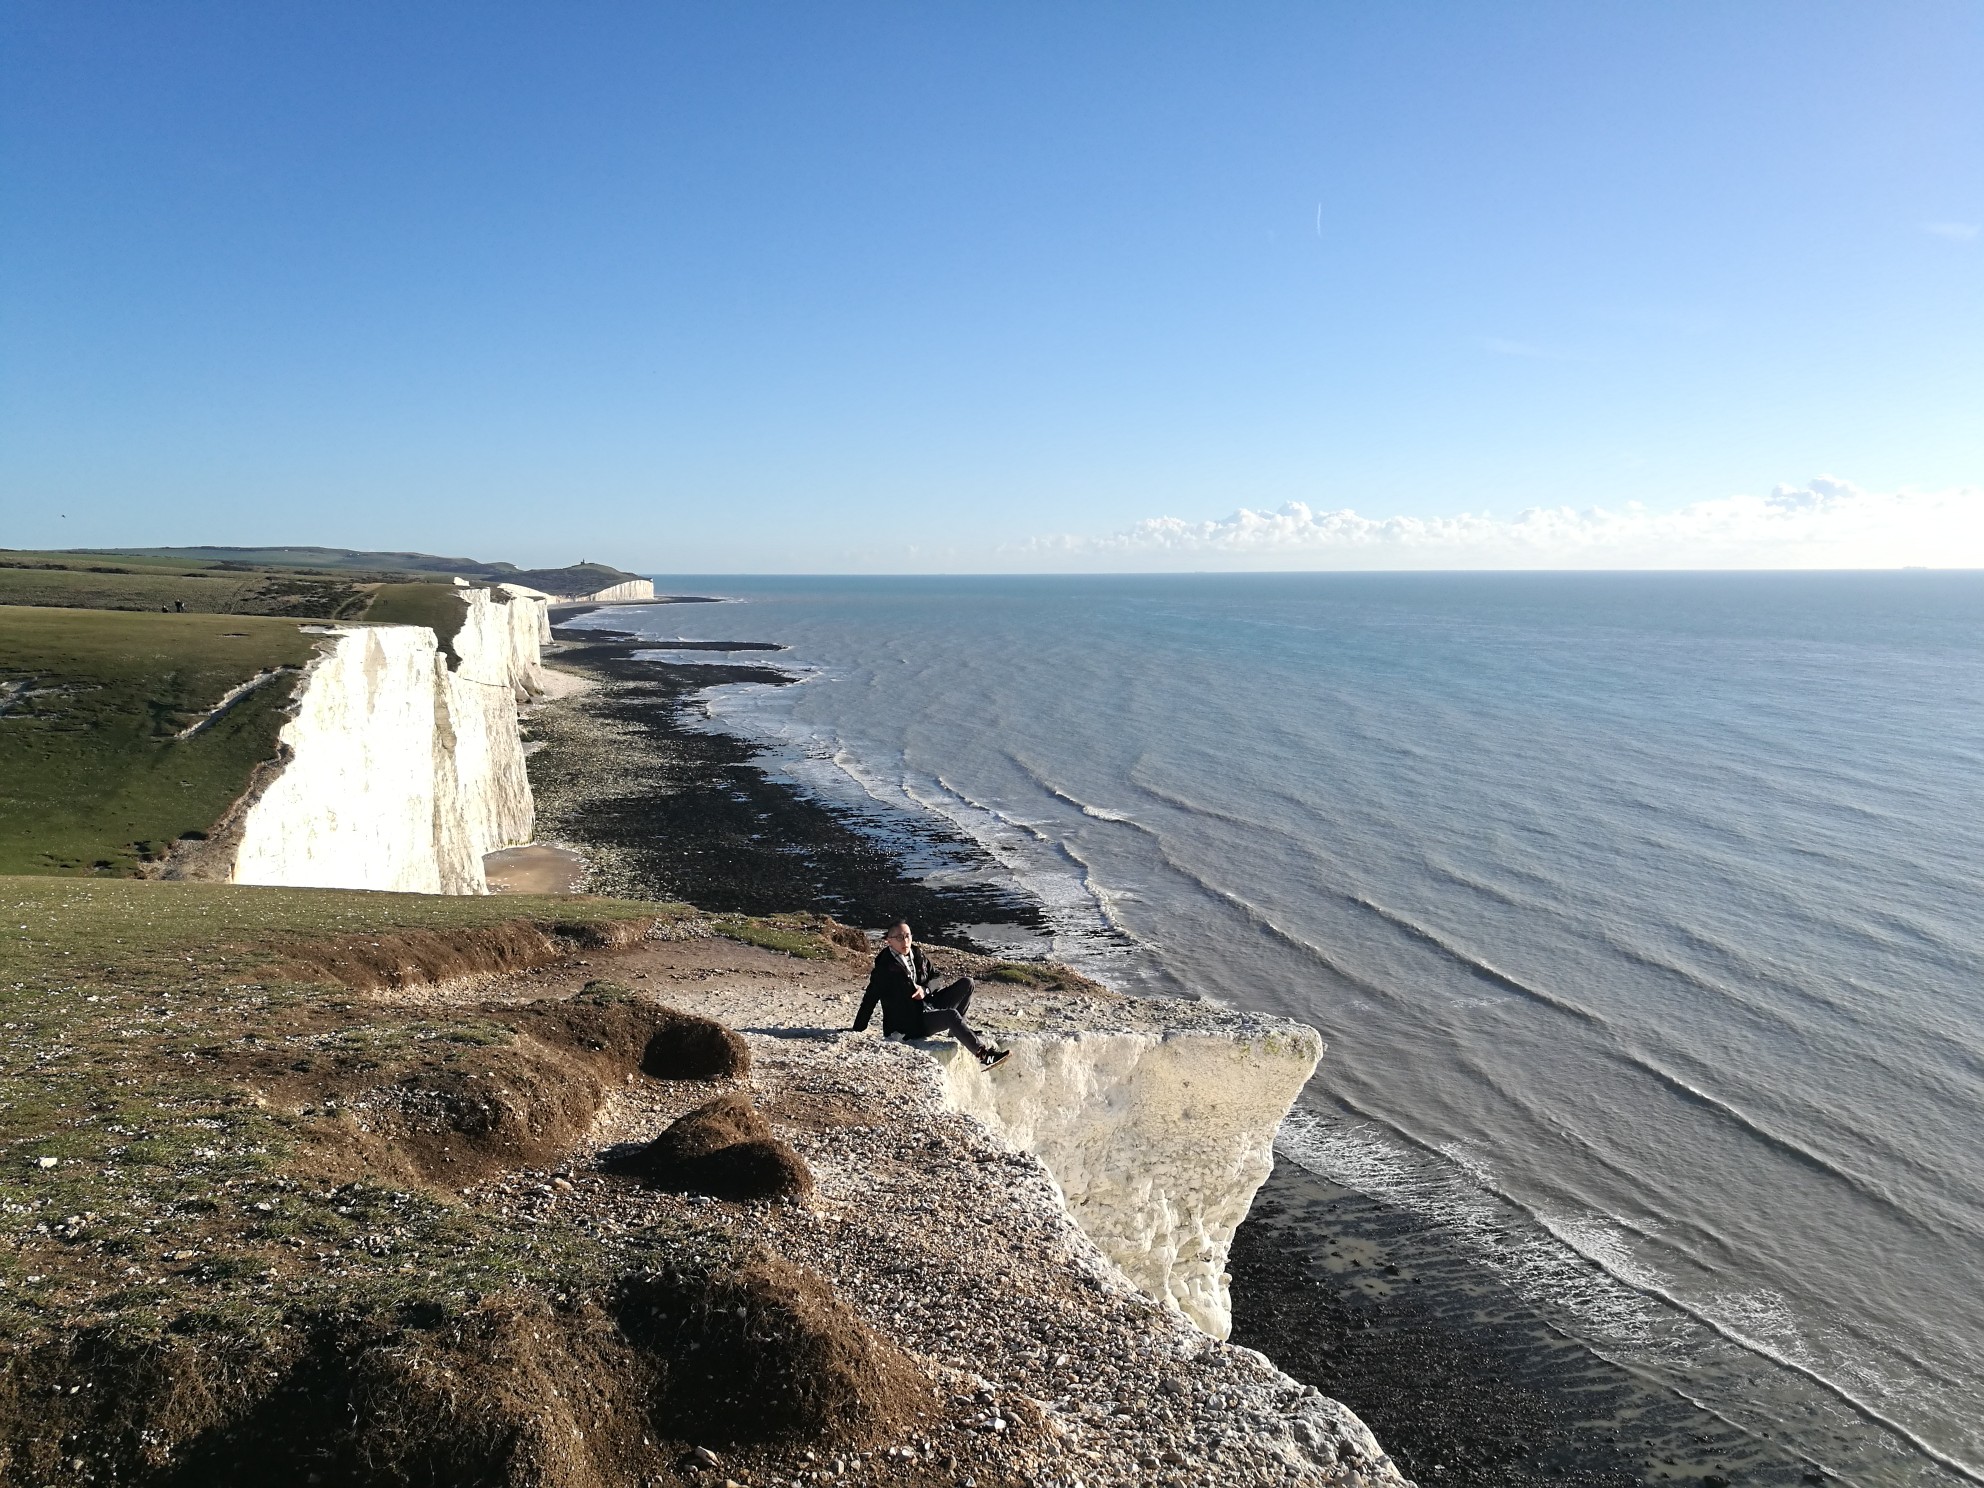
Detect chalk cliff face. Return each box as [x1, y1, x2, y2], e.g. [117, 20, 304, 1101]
[461, 582, 553, 694]
[936, 1016, 1323, 1339]
[226, 585, 551, 894]
[560, 577, 653, 602]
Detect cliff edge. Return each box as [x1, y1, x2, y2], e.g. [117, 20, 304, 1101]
[934, 1004, 1322, 1339]
[220, 583, 550, 893]
[0, 884, 1406, 1487]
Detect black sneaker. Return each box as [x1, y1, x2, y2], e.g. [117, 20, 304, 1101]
[978, 1048, 1010, 1070]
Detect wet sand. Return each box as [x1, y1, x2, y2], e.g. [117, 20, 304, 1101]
[483, 842, 587, 894]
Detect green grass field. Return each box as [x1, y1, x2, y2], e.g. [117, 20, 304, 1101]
[0, 877, 684, 1344]
[0, 555, 375, 618]
[1, 549, 224, 574]
[0, 608, 325, 876]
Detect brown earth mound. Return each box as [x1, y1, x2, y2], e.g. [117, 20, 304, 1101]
[274, 917, 659, 993]
[821, 918, 875, 957]
[604, 1094, 813, 1203]
[644, 1091, 771, 1159]
[242, 988, 751, 1191]
[678, 1139, 814, 1202]
[3, 1257, 928, 1487]
[614, 1250, 932, 1445]
[499, 982, 749, 1082]
[374, 993, 744, 1188]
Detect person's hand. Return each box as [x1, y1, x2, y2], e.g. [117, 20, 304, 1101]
[911, 989, 926, 1000]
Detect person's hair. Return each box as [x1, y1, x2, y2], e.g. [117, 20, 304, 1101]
[886, 920, 911, 935]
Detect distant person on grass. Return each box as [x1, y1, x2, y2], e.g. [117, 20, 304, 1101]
[853, 920, 1009, 1069]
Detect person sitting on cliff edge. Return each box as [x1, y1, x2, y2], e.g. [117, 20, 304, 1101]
[852, 920, 1010, 1069]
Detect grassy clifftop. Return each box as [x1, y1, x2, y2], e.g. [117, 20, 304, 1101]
[0, 553, 375, 619]
[0, 880, 928, 1487]
[0, 609, 322, 877]
[359, 582, 470, 659]
[0, 572, 484, 880]
[0, 878, 676, 1353]
[33, 547, 650, 600]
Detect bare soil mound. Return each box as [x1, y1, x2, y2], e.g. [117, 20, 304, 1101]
[614, 1249, 933, 1445]
[4, 1257, 925, 1488]
[501, 981, 750, 1081]
[604, 1093, 814, 1203]
[276, 917, 659, 993]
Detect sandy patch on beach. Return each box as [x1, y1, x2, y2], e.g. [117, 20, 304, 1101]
[483, 842, 589, 894]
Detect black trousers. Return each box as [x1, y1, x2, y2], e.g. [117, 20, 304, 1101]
[917, 977, 984, 1056]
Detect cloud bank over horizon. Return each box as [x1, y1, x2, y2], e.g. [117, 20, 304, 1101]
[1020, 478, 1984, 571]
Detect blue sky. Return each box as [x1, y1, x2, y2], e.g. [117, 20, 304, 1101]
[3, 2, 1979, 571]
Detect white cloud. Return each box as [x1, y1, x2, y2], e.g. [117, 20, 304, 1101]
[1922, 221, 1980, 242]
[1022, 478, 1984, 571]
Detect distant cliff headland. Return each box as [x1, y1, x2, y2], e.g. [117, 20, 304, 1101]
[0, 545, 658, 891]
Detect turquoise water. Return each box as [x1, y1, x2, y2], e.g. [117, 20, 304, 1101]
[579, 572, 1984, 1484]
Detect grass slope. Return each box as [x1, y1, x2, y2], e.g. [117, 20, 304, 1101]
[83, 545, 501, 576]
[0, 609, 322, 877]
[0, 554, 371, 619]
[77, 547, 650, 593]
[0, 884, 670, 1341]
[0, 881, 937, 1487]
[0, 878, 674, 1348]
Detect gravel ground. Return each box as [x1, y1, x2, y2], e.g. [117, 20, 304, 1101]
[423, 931, 1412, 1488]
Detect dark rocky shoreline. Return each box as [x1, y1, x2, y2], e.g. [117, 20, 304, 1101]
[528, 619, 1042, 948]
[1227, 1163, 1824, 1488]
[526, 613, 1821, 1488]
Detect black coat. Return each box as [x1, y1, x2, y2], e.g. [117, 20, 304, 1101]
[853, 946, 933, 1038]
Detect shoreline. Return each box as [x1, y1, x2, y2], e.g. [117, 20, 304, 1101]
[528, 617, 1043, 948]
[524, 609, 1825, 1488]
[1228, 1163, 1823, 1488]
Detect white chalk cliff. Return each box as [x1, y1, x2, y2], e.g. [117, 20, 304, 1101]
[571, 577, 654, 603]
[936, 1014, 1323, 1339]
[224, 584, 550, 894]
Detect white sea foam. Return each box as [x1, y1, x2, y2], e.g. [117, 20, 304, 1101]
[1275, 1105, 1984, 1486]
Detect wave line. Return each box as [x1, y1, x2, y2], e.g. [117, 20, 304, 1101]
[1280, 1101, 1984, 1485]
[1353, 896, 1608, 1027]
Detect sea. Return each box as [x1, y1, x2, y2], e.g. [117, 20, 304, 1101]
[571, 572, 1984, 1486]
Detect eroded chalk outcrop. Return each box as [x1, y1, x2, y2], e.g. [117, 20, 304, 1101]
[605, 963, 1403, 1486]
[934, 1004, 1323, 1339]
[224, 584, 551, 893]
